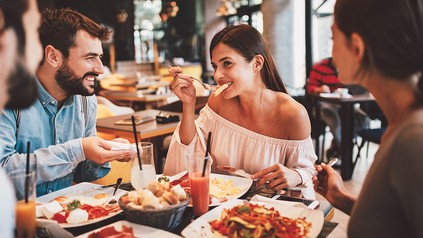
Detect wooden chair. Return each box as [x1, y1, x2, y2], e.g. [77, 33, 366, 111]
[355, 127, 385, 160]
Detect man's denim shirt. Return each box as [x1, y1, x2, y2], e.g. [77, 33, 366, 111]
[0, 80, 110, 196]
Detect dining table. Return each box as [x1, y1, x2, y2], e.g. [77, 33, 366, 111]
[309, 93, 376, 180]
[99, 90, 177, 110]
[58, 181, 348, 238]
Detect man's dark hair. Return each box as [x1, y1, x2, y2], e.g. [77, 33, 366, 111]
[39, 8, 111, 60]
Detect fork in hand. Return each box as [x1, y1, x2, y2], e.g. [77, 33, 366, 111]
[190, 76, 217, 90]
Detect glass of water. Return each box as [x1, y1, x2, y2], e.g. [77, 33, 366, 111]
[131, 142, 157, 190]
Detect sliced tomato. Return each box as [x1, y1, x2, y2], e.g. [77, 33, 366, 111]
[52, 213, 67, 223]
[87, 207, 109, 219]
[79, 204, 93, 212]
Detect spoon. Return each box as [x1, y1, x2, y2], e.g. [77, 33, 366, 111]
[108, 177, 122, 205]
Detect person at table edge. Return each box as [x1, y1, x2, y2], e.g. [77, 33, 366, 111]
[0, 8, 133, 197]
[165, 25, 317, 199]
[0, 0, 43, 237]
[314, 0, 423, 237]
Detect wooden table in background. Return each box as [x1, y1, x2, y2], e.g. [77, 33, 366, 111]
[96, 109, 182, 173]
[99, 90, 176, 110]
[310, 93, 375, 180]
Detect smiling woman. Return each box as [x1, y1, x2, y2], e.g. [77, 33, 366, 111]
[164, 25, 318, 199]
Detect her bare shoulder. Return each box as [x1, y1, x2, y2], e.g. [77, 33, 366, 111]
[274, 93, 311, 139]
[207, 93, 219, 111]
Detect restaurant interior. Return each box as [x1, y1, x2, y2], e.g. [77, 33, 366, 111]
[14, 0, 388, 237]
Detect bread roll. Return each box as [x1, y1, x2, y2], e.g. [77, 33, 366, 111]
[142, 192, 162, 209]
[171, 185, 187, 201]
[162, 191, 179, 205]
[127, 191, 140, 204]
[146, 182, 166, 197]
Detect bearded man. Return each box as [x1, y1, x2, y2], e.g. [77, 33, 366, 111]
[0, 8, 133, 197]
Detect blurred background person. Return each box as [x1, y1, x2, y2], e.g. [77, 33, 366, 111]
[307, 57, 370, 160]
[306, 57, 343, 159]
[0, 0, 42, 237]
[314, 0, 423, 237]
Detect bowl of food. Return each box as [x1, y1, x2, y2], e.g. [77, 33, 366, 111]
[118, 181, 190, 231]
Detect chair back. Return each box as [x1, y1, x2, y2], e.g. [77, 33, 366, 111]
[96, 96, 134, 117]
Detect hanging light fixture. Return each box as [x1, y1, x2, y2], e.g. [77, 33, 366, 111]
[160, 1, 179, 22]
[216, 0, 237, 17]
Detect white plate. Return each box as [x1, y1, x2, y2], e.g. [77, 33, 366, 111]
[75, 220, 181, 238]
[320, 92, 352, 98]
[164, 172, 253, 207]
[37, 182, 127, 228]
[181, 199, 324, 238]
[207, 174, 252, 206]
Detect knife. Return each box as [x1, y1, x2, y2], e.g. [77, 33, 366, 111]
[216, 165, 252, 179]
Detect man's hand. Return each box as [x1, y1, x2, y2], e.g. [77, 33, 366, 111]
[82, 137, 133, 164]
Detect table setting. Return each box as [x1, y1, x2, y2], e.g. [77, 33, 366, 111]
[33, 168, 339, 238]
[32, 119, 341, 238]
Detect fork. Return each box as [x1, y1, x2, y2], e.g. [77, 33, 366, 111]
[108, 177, 122, 205]
[169, 65, 217, 90]
[190, 76, 217, 91]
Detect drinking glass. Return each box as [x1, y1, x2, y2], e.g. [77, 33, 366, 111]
[131, 142, 157, 190]
[187, 152, 211, 217]
[8, 169, 36, 238]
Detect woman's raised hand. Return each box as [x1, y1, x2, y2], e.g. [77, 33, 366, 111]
[169, 66, 196, 106]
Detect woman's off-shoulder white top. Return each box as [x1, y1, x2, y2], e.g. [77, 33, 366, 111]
[163, 104, 318, 198]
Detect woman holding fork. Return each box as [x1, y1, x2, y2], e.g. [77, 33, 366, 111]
[164, 25, 317, 199]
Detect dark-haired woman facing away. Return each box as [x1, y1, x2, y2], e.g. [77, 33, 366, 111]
[164, 25, 317, 199]
[313, 0, 423, 237]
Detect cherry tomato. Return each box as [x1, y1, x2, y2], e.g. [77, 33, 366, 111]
[52, 213, 67, 223]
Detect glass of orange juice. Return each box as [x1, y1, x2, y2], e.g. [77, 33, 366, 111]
[8, 169, 36, 238]
[187, 152, 211, 217]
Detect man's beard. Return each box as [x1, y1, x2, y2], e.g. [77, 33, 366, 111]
[55, 62, 98, 96]
[5, 60, 38, 109]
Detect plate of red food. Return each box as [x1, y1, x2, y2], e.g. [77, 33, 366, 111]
[75, 220, 181, 238]
[36, 182, 127, 228]
[182, 199, 324, 238]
